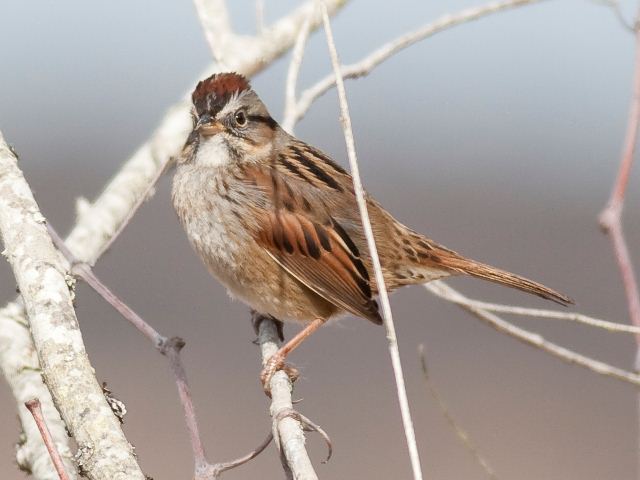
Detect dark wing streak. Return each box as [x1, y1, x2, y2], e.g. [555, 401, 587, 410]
[259, 209, 381, 324]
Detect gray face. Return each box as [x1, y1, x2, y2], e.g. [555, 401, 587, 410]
[191, 89, 279, 168]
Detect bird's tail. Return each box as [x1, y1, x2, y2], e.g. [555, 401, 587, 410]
[442, 255, 573, 306]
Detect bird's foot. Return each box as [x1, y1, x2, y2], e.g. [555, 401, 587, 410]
[260, 353, 299, 397]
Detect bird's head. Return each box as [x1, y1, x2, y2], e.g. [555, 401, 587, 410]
[186, 72, 279, 167]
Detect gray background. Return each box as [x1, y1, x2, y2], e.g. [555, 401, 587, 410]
[1, 0, 639, 478]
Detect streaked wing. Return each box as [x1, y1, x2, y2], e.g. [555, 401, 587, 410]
[240, 148, 382, 324]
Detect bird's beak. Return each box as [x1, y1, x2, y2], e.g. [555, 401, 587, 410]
[196, 114, 223, 136]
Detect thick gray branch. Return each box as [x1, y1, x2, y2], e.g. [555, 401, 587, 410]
[0, 132, 145, 480]
[0, 302, 77, 479]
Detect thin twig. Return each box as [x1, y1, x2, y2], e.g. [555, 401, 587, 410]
[598, 6, 640, 360]
[206, 433, 274, 477]
[418, 346, 498, 480]
[593, 0, 636, 32]
[24, 399, 72, 480]
[435, 296, 640, 334]
[295, 0, 549, 125]
[321, 5, 423, 479]
[426, 281, 640, 387]
[598, 8, 640, 475]
[282, 12, 313, 133]
[48, 226, 272, 480]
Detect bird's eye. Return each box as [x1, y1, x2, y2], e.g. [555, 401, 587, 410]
[234, 110, 247, 127]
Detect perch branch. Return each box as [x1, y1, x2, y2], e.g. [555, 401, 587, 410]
[257, 315, 318, 480]
[418, 345, 498, 480]
[0, 132, 145, 480]
[425, 281, 640, 387]
[25, 399, 72, 480]
[294, 0, 549, 124]
[321, 5, 424, 479]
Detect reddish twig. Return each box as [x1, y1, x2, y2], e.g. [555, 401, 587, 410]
[47, 225, 272, 479]
[598, 13, 640, 364]
[24, 398, 72, 480]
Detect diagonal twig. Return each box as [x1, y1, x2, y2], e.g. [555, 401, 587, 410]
[321, 4, 423, 479]
[295, 0, 550, 125]
[432, 296, 640, 334]
[24, 399, 72, 480]
[418, 346, 498, 480]
[425, 281, 640, 387]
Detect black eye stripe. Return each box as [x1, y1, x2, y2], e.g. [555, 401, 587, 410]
[247, 115, 278, 129]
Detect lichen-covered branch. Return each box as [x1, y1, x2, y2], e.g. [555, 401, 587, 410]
[0, 132, 145, 480]
[0, 302, 77, 479]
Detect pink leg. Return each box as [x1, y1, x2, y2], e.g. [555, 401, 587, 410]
[261, 318, 325, 394]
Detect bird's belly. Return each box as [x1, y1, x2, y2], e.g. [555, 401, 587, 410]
[181, 210, 336, 324]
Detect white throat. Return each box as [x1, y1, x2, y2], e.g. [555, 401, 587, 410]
[196, 135, 232, 168]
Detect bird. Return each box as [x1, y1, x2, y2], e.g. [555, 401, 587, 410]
[171, 72, 572, 391]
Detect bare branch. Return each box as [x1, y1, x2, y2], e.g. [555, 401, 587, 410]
[321, 5, 423, 479]
[282, 13, 313, 133]
[295, 0, 549, 125]
[0, 132, 145, 480]
[418, 346, 498, 480]
[192, 0, 233, 65]
[434, 296, 640, 334]
[25, 399, 72, 480]
[425, 281, 640, 387]
[0, 302, 78, 479]
[257, 315, 318, 479]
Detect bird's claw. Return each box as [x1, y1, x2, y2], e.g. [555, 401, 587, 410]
[260, 353, 299, 397]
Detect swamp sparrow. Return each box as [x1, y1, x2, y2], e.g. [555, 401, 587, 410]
[172, 73, 571, 389]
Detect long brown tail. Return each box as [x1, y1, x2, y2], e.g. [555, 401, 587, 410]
[442, 256, 573, 306]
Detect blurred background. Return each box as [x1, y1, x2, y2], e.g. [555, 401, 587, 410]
[1, 0, 639, 478]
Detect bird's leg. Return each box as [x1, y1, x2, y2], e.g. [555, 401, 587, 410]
[261, 318, 325, 395]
